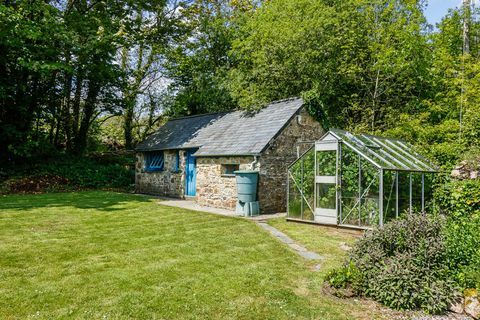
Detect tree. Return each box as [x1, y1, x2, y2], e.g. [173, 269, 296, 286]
[164, 0, 259, 117]
[227, 0, 432, 132]
[0, 0, 180, 160]
[119, 1, 182, 149]
[387, 3, 480, 166]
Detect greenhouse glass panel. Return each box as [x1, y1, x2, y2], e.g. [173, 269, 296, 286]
[359, 159, 380, 227]
[287, 146, 315, 221]
[423, 173, 435, 212]
[340, 145, 360, 225]
[397, 172, 410, 216]
[411, 172, 423, 213]
[316, 183, 336, 209]
[382, 170, 397, 223]
[288, 173, 301, 219]
[316, 150, 337, 176]
[303, 147, 315, 211]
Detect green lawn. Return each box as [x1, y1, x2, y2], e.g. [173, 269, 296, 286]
[0, 191, 381, 319]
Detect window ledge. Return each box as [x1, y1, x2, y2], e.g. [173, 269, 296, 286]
[221, 174, 236, 177]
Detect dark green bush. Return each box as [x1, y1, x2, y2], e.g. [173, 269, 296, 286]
[435, 179, 480, 290]
[1, 153, 135, 193]
[327, 214, 458, 314]
[445, 217, 480, 290]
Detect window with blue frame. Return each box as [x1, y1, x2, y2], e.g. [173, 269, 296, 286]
[144, 151, 164, 172]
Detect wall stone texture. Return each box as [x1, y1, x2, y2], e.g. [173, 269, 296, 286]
[135, 150, 186, 197]
[451, 159, 480, 180]
[196, 156, 255, 210]
[257, 108, 324, 214]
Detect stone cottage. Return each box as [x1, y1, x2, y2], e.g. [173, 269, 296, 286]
[135, 98, 324, 214]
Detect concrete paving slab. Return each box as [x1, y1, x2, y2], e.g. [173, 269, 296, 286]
[157, 197, 286, 221]
[257, 222, 323, 261]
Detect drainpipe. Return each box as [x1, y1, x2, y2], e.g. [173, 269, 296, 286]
[251, 155, 259, 170]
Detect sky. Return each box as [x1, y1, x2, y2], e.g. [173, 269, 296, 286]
[424, 0, 461, 26]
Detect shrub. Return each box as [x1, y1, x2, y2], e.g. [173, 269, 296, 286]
[444, 217, 480, 290]
[325, 261, 359, 290]
[1, 153, 135, 193]
[435, 179, 480, 219]
[435, 179, 480, 290]
[327, 214, 458, 314]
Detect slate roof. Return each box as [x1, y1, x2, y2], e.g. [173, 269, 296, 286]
[136, 98, 304, 156]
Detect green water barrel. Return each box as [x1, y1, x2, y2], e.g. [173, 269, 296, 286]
[234, 170, 259, 203]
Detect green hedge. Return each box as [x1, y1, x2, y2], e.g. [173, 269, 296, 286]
[0, 153, 135, 193]
[436, 179, 480, 290]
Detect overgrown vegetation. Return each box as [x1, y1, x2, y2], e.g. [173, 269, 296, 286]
[437, 179, 480, 290]
[326, 178, 480, 314]
[0, 153, 135, 194]
[326, 215, 458, 314]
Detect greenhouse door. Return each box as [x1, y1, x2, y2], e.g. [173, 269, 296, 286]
[314, 141, 338, 225]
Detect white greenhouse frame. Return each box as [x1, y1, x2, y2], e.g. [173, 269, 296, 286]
[287, 129, 439, 229]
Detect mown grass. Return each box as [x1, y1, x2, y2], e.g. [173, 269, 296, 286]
[0, 191, 381, 319]
[266, 219, 362, 275]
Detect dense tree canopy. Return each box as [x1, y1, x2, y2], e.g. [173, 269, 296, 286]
[0, 0, 479, 168]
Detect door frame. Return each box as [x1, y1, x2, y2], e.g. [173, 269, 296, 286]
[314, 141, 338, 225]
[185, 149, 197, 196]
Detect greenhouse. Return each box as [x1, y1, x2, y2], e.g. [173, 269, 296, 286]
[287, 129, 439, 229]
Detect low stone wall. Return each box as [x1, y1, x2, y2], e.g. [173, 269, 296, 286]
[451, 160, 480, 179]
[135, 150, 185, 197]
[196, 156, 255, 210]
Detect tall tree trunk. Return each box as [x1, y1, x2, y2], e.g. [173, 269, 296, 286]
[72, 70, 84, 140]
[463, 0, 471, 55]
[62, 53, 73, 150]
[123, 98, 136, 150]
[74, 80, 100, 154]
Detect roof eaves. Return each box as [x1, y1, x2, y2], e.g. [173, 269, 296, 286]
[135, 145, 203, 152]
[192, 152, 261, 157]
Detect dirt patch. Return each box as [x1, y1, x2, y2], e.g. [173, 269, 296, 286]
[4, 175, 71, 194]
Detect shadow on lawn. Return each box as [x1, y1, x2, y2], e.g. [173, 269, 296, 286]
[0, 191, 153, 212]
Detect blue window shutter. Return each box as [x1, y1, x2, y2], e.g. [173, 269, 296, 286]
[145, 151, 164, 172]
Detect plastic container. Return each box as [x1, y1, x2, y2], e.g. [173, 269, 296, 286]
[234, 170, 259, 203]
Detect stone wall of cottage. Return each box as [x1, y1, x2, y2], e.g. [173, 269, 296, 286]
[196, 156, 255, 210]
[135, 150, 186, 197]
[257, 108, 324, 214]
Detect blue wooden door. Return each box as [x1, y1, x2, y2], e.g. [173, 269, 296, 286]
[185, 150, 196, 196]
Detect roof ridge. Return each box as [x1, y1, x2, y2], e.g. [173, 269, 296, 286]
[167, 97, 302, 122]
[267, 97, 301, 105]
